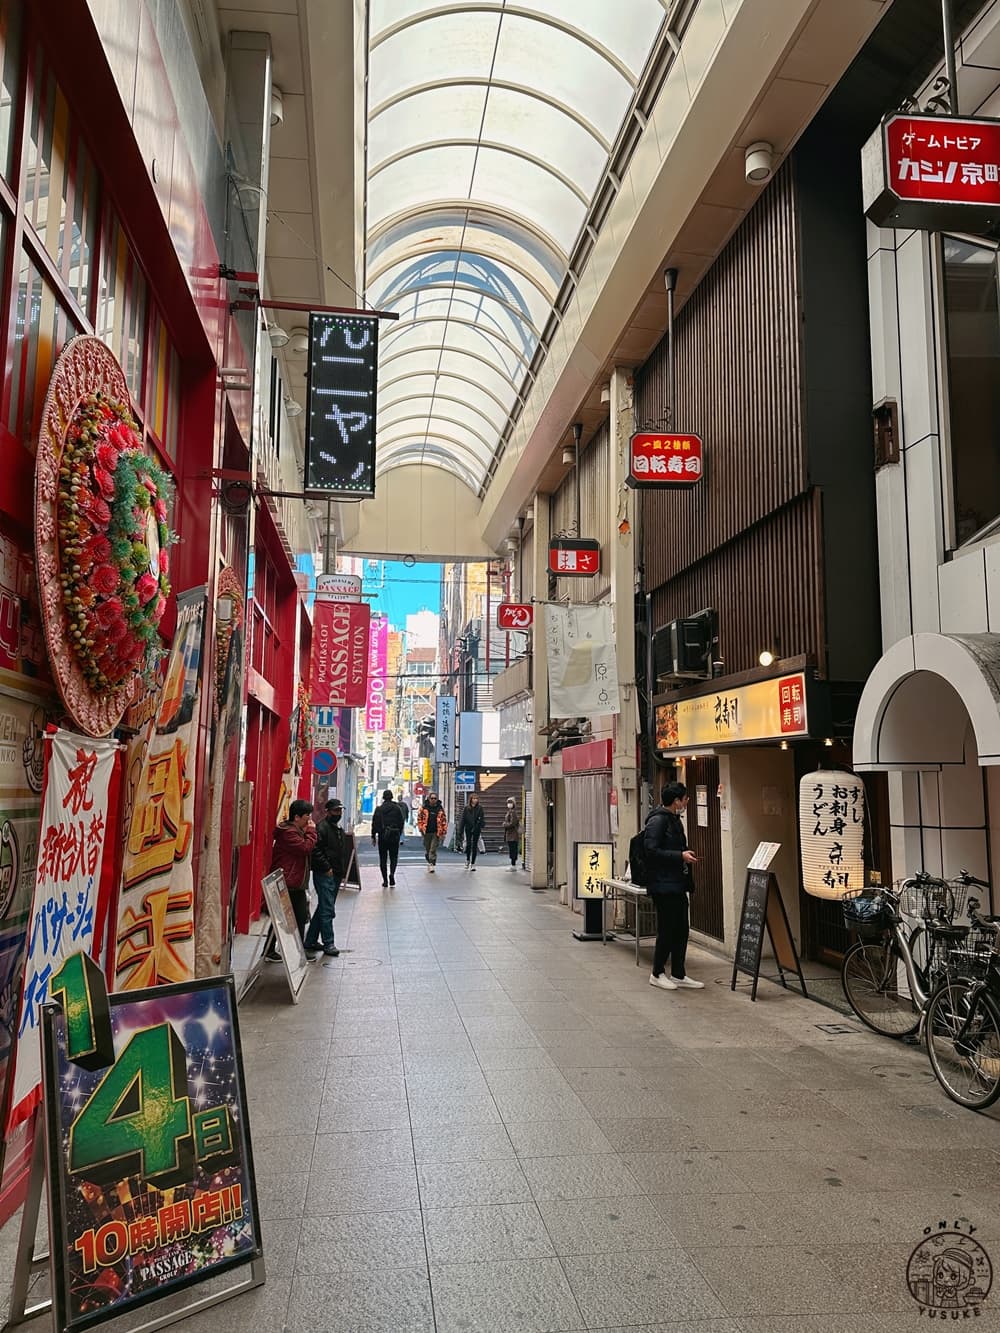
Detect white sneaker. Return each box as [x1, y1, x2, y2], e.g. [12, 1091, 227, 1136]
[673, 976, 704, 989]
[649, 973, 677, 991]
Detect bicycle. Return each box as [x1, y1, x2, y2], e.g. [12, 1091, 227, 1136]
[924, 898, 1000, 1110]
[840, 871, 988, 1038]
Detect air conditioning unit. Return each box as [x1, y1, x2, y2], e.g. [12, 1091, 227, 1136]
[653, 609, 718, 682]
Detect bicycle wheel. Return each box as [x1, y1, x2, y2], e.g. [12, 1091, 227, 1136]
[841, 940, 921, 1037]
[925, 983, 1000, 1110]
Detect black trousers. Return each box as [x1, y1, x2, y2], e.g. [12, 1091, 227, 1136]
[378, 831, 400, 882]
[651, 890, 689, 979]
[288, 885, 310, 941]
[506, 838, 519, 865]
[465, 832, 481, 865]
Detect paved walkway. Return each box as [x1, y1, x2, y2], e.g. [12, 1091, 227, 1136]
[5, 847, 1000, 1331]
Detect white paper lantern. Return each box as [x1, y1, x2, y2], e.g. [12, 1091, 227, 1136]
[799, 770, 865, 899]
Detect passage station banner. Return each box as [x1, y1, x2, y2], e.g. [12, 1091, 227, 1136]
[41, 958, 262, 1331]
[310, 600, 370, 708]
[7, 729, 119, 1132]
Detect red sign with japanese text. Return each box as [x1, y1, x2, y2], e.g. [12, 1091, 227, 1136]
[778, 675, 808, 735]
[884, 113, 1000, 206]
[548, 539, 600, 577]
[311, 600, 370, 708]
[627, 432, 704, 488]
[497, 602, 534, 630]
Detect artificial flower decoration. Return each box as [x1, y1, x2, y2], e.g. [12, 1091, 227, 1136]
[57, 392, 174, 691]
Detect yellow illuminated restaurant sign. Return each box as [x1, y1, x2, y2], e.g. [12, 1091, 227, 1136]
[655, 672, 808, 752]
[575, 842, 613, 900]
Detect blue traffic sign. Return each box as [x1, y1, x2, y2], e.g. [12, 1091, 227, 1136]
[455, 770, 476, 788]
[313, 749, 337, 775]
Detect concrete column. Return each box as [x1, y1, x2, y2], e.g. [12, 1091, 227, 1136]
[609, 368, 641, 874]
[530, 494, 550, 889]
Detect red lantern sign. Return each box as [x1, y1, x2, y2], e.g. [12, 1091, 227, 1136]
[497, 602, 534, 630]
[548, 539, 600, 577]
[310, 600, 370, 707]
[626, 432, 703, 488]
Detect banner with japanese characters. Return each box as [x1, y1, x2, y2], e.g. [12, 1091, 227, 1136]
[799, 771, 865, 900]
[115, 589, 206, 992]
[7, 729, 119, 1131]
[544, 603, 620, 718]
[41, 958, 262, 1331]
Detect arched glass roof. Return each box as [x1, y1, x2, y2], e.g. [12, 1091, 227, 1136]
[366, 1, 668, 492]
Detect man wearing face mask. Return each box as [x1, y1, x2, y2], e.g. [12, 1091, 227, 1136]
[305, 799, 345, 958]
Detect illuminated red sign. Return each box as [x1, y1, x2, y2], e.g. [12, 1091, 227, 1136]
[310, 601, 370, 707]
[548, 539, 600, 577]
[627, 432, 703, 488]
[885, 113, 1000, 206]
[497, 602, 534, 630]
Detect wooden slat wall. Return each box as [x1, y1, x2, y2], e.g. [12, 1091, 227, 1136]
[549, 420, 613, 601]
[636, 160, 807, 591]
[650, 493, 826, 677]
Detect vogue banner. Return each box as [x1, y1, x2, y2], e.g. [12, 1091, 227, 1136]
[7, 728, 119, 1131]
[545, 604, 621, 719]
[115, 588, 206, 992]
[311, 600, 370, 708]
[364, 615, 388, 732]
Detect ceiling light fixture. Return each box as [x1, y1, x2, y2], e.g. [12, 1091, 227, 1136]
[270, 86, 284, 127]
[267, 322, 289, 349]
[288, 327, 310, 355]
[283, 394, 303, 418]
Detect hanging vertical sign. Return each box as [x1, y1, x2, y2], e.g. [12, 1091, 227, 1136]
[7, 730, 119, 1131]
[799, 770, 866, 899]
[364, 614, 388, 732]
[114, 589, 206, 992]
[310, 600, 370, 708]
[436, 695, 456, 763]
[545, 604, 620, 717]
[305, 313, 379, 498]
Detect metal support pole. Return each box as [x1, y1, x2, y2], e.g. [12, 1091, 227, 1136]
[664, 268, 678, 424]
[573, 422, 583, 536]
[942, 0, 959, 113]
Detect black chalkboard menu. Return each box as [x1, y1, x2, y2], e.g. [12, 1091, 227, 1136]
[731, 868, 807, 1001]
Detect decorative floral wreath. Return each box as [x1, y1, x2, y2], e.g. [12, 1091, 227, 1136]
[57, 392, 174, 691]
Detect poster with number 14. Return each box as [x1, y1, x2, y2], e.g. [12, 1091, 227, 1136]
[40, 954, 263, 1332]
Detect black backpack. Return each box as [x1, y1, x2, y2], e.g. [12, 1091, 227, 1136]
[627, 830, 648, 886]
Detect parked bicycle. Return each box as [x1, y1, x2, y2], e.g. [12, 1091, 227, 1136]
[924, 897, 1000, 1109]
[840, 870, 990, 1038]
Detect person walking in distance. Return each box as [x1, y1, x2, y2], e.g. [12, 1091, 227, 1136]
[305, 798, 344, 957]
[371, 789, 404, 887]
[396, 790, 410, 829]
[267, 799, 318, 960]
[502, 797, 521, 870]
[418, 792, 447, 873]
[643, 781, 704, 991]
[458, 793, 486, 870]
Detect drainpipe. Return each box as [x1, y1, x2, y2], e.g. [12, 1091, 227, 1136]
[573, 422, 582, 536]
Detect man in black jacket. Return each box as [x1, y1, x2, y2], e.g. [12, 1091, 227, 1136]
[304, 799, 345, 957]
[643, 781, 703, 991]
[371, 789, 404, 887]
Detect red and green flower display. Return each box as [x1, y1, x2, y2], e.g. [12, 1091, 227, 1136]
[57, 392, 173, 690]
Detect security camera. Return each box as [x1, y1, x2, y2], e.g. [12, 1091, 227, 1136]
[745, 141, 774, 184]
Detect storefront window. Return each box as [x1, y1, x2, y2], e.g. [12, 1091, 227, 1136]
[942, 235, 1000, 546]
[22, 47, 98, 315]
[8, 247, 73, 446]
[147, 306, 180, 460]
[95, 209, 147, 405]
[0, 0, 22, 183]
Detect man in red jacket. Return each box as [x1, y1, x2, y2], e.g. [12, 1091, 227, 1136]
[267, 799, 318, 959]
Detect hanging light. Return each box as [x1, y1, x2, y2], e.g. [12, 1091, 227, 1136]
[283, 394, 303, 418]
[267, 323, 289, 349]
[799, 770, 866, 899]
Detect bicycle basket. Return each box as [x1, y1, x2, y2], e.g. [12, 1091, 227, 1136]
[899, 876, 955, 922]
[842, 890, 893, 940]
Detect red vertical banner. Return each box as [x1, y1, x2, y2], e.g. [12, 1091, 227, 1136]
[311, 601, 370, 707]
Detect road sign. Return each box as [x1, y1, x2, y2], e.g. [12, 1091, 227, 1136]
[497, 602, 533, 630]
[313, 749, 337, 775]
[413, 783, 426, 796]
[455, 770, 476, 789]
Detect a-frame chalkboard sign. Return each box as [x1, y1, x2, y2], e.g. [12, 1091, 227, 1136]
[731, 859, 808, 1002]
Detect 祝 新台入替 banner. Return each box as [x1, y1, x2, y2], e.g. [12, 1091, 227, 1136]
[364, 615, 388, 732]
[310, 600, 370, 708]
[42, 960, 262, 1332]
[545, 603, 620, 718]
[115, 589, 206, 993]
[7, 729, 119, 1131]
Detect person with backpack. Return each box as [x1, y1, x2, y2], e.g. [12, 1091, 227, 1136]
[502, 797, 521, 869]
[371, 788, 405, 887]
[458, 792, 486, 870]
[642, 780, 703, 991]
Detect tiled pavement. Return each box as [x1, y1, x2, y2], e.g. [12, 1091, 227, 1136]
[4, 842, 1000, 1331]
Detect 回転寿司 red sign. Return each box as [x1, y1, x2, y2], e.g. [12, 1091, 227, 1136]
[626, 432, 703, 488]
[310, 600, 370, 707]
[497, 602, 534, 630]
[548, 539, 600, 577]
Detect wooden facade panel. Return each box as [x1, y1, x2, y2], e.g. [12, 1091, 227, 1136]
[637, 161, 807, 591]
[550, 420, 613, 600]
[649, 493, 826, 677]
